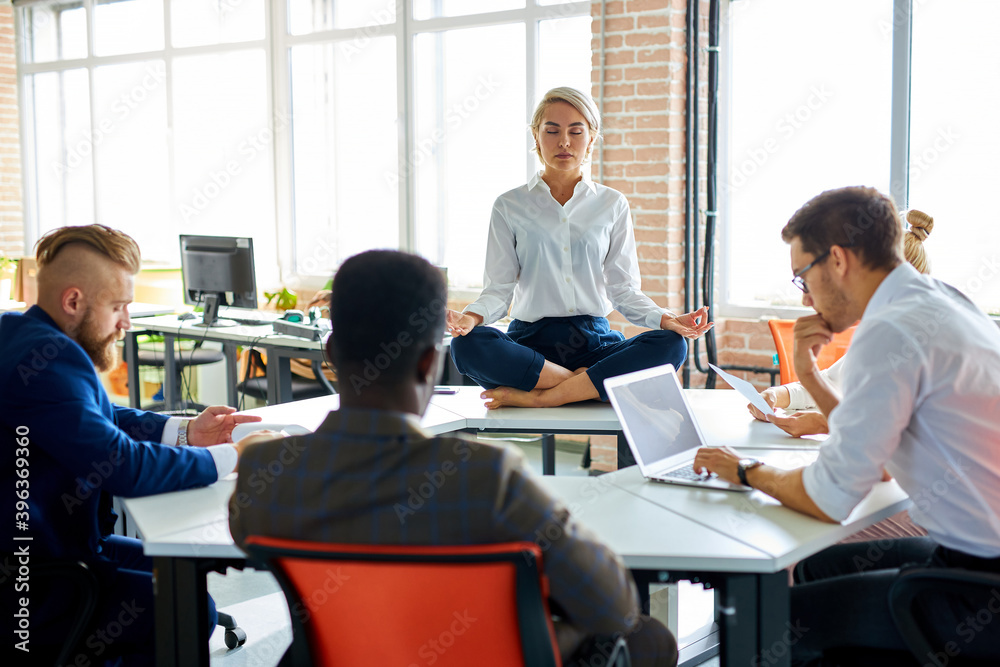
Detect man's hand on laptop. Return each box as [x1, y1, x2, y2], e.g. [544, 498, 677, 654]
[692, 446, 743, 486]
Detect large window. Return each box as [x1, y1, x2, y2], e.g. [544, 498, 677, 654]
[15, 0, 592, 291]
[722, 0, 1000, 316]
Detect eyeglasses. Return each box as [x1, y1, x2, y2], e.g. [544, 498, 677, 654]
[791, 250, 831, 294]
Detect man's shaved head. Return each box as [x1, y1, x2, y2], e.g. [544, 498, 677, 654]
[34, 225, 141, 371]
[36, 224, 141, 296]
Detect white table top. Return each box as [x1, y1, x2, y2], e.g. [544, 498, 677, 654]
[127, 302, 176, 318]
[685, 388, 828, 450]
[129, 314, 323, 351]
[238, 393, 468, 436]
[122, 388, 912, 574]
[430, 386, 621, 432]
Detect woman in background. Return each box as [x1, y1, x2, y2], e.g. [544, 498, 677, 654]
[447, 87, 712, 410]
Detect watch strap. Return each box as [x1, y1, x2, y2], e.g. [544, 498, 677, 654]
[177, 419, 190, 446]
[738, 458, 762, 487]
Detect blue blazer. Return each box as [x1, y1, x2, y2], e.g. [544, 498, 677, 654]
[1, 306, 218, 562]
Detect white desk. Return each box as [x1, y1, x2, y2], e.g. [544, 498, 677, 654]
[123, 314, 327, 409]
[430, 385, 624, 474]
[123, 389, 915, 667]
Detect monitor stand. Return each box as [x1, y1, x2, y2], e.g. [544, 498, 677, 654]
[192, 293, 238, 328]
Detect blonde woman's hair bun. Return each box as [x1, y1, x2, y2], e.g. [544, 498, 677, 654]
[904, 209, 934, 241]
[902, 208, 934, 274]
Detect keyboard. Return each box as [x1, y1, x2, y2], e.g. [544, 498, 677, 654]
[217, 309, 282, 326]
[659, 464, 709, 482]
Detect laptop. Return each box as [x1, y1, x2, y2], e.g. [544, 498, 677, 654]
[605, 364, 751, 492]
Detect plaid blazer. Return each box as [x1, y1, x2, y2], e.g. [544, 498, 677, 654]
[229, 407, 640, 638]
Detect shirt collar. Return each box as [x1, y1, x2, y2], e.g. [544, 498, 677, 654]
[863, 262, 921, 318]
[527, 170, 597, 195]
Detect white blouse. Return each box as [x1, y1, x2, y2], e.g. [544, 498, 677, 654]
[464, 172, 670, 329]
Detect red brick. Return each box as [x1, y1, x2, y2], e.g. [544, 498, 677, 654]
[625, 162, 668, 177]
[634, 228, 668, 244]
[638, 14, 672, 29]
[605, 16, 635, 32]
[602, 147, 634, 163]
[636, 147, 668, 162]
[627, 0, 672, 12]
[623, 65, 673, 81]
[603, 82, 635, 98]
[635, 180, 670, 194]
[605, 50, 635, 66]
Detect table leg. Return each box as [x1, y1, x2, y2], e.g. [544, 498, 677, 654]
[541, 434, 555, 475]
[153, 556, 216, 667]
[618, 432, 635, 469]
[265, 353, 294, 405]
[716, 572, 790, 667]
[125, 330, 141, 409]
[223, 342, 239, 407]
[163, 334, 179, 411]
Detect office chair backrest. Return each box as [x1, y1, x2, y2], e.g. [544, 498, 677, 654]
[768, 319, 856, 385]
[889, 567, 1000, 666]
[244, 537, 561, 667]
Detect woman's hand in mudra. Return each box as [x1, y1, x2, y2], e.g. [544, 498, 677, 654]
[660, 306, 713, 339]
[446, 310, 481, 336]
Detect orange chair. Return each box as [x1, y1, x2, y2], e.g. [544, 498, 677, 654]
[768, 319, 857, 385]
[243, 537, 564, 667]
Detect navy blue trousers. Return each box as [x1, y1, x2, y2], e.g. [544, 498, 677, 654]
[77, 535, 218, 666]
[450, 316, 687, 401]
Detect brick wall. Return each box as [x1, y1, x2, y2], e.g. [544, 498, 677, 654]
[0, 2, 23, 258]
[587, 0, 720, 471]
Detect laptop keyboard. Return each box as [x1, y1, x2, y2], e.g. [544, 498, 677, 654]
[660, 465, 707, 482]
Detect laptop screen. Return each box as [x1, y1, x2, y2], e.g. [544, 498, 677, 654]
[605, 365, 706, 470]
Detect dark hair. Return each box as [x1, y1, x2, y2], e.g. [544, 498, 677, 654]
[781, 186, 903, 271]
[328, 250, 446, 386]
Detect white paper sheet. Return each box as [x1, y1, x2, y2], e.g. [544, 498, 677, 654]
[231, 422, 311, 441]
[708, 363, 776, 417]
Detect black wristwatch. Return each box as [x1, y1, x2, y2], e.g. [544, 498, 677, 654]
[737, 458, 764, 487]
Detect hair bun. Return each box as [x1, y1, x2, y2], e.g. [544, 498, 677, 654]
[905, 209, 934, 241]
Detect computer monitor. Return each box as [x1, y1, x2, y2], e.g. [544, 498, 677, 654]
[179, 235, 257, 327]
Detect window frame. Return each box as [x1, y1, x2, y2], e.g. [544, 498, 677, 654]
[717, 0, 914, 320]
[14, 0, 590, 289]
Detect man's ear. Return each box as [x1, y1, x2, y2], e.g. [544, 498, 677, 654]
[61, 286, 85, 318]
[828, 244, 853, 278]
[415, 344, 444, 386]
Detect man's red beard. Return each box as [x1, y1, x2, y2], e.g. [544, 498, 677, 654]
[73, 308, 121, 372]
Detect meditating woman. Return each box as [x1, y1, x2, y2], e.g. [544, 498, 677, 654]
[447, 87, 712, 409]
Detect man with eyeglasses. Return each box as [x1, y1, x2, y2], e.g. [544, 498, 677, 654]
[695, 186, 1000, 665]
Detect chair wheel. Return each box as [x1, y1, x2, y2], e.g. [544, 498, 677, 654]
[225, 626, 247, 649]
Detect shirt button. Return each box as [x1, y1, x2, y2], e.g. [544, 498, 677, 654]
[563, 247, 569, 252]
[569, 308, 575, 313]
[565, 277, 571, 283]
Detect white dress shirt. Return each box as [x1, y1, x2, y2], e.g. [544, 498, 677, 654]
[464, 172, 671, 329]
[163, 417, 237, 480]
[785, 359, 844, 410]
[802, 263, 1000, 557]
